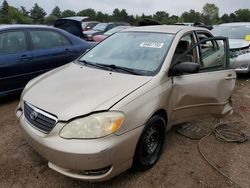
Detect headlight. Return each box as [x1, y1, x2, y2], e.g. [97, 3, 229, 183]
[60, 112, 124, 139]
[87, 34, 93, 38]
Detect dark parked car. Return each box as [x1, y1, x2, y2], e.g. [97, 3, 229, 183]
[0, 24, 92, 96]
[54, 17, 99, 38]
[83, 22, 130, 41]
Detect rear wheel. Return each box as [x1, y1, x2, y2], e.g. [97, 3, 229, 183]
[133, 115, 166, 170]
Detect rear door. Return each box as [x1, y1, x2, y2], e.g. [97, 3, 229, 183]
[28, 29, 76, 75]
[0, 29, 32, 93]
[169, 31, 236, 123]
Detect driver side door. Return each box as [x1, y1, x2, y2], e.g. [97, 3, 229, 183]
[169, 32, 236, 124]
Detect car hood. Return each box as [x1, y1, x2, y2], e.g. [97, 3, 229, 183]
[229, 39, 250, 50]
[23, 63, 152, 121]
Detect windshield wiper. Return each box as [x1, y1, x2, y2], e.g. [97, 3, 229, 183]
[96, 63, 142, 75]
[78, 60, 110, 71]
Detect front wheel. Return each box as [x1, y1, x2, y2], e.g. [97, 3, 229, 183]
[132, 115, 166, 171]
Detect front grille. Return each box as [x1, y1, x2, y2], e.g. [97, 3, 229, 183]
[24, 102, 57, 134]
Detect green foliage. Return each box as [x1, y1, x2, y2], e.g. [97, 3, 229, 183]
[0, 1, 32, 24]
[0, 0, 10, 23]
[202, 3, 219, 24]
[61, 10, 76, 17]
[30, 3, 47, 23]
[234, 9, 250, 22]
[50, 6, 61, 18]
[153, 11, 169, 24]
[20, 6, 29, 16]
[0, 0, 250, 26]
[45, 15, 57, 25]
[77, 8, 96, 20]
[182, 10, 202, 23]
[8, 6, 33, 24]
[96, 11, 111, 22]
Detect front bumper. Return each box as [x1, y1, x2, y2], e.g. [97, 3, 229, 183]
[17, 111, 143, 181]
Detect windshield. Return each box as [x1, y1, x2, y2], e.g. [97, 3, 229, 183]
[212, 25, 250, 39]
[79, 32, 174, 75]
[93, 23, 108, 31]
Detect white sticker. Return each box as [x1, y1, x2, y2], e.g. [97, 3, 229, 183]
[140, 42, 164, 49]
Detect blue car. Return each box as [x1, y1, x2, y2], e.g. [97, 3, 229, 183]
[0, 25, 92, 96]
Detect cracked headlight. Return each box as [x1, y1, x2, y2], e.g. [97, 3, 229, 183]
[60, 112, 124, 139]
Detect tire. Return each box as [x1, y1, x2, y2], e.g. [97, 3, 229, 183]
[132, 114, 166, 171]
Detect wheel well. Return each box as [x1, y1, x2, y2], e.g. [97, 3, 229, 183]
[153, 109, 168, 125]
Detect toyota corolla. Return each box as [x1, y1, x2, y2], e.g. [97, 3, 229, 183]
[16, 26, 236, 181]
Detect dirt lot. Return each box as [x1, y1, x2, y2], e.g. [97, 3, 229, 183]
[0, 76, 250, 188]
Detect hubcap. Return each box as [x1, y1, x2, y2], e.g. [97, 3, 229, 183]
[142, 126, 159, 157]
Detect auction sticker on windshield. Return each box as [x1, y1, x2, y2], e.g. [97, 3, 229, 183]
[140, 42, 164, 48]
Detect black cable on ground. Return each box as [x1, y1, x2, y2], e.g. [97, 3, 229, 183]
[197, 114, 247, 188]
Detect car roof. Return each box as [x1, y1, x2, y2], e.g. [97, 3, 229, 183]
[0, 24, 54, 30]
[218, 22, 250, 27]
[62, 16, 89, 22]
[123, 25, 208, 34]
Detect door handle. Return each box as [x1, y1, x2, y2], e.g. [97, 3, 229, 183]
[65, 49, 72, 53]
[216, 55, 221, 62]
[19, 54, 31, 62]
[225, 74, 237, 80]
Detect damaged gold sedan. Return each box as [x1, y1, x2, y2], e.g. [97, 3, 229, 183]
[16, 25, 236, 181]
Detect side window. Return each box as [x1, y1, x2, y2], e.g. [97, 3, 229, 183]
[0, 31, 27, 55]
[197, 33, 226, 70]
[172, 33, 198, 64]
[30, 30, 71, 50]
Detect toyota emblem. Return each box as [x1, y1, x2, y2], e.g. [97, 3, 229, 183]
[30, 111, 38, 120]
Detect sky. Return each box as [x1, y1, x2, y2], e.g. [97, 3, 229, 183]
[3, 0, 250, 16]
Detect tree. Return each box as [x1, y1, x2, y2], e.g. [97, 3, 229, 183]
[50, 6, 61, 18]
[153, 11, 169, 24]
[229, 13, 237, 22]
[220, 13, 235, 23]
[0, 0, 10, 23]
[45, 15, 57, 25]
[202, 3, 219, 24]
[182, 9, 202, 23]
[234, 9, 250, 22]
[1, 0, 9, 14]
[61, 9, 76, 17]
[77, 8, 96, 20]
[30, 3, 46, 23]
[20, 6, 29, 16]
[112, 8, 127, 21]
[168, 15, 179, 25]
[95, 11, 111, 22]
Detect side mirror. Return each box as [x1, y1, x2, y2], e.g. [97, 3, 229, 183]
[171, 62, 200, 76]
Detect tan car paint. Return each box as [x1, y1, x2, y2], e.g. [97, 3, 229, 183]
[17, 26, 236, 181]
[22, 63, 152, 121]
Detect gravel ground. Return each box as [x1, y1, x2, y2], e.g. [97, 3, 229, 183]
[0, 76, 249, 188]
